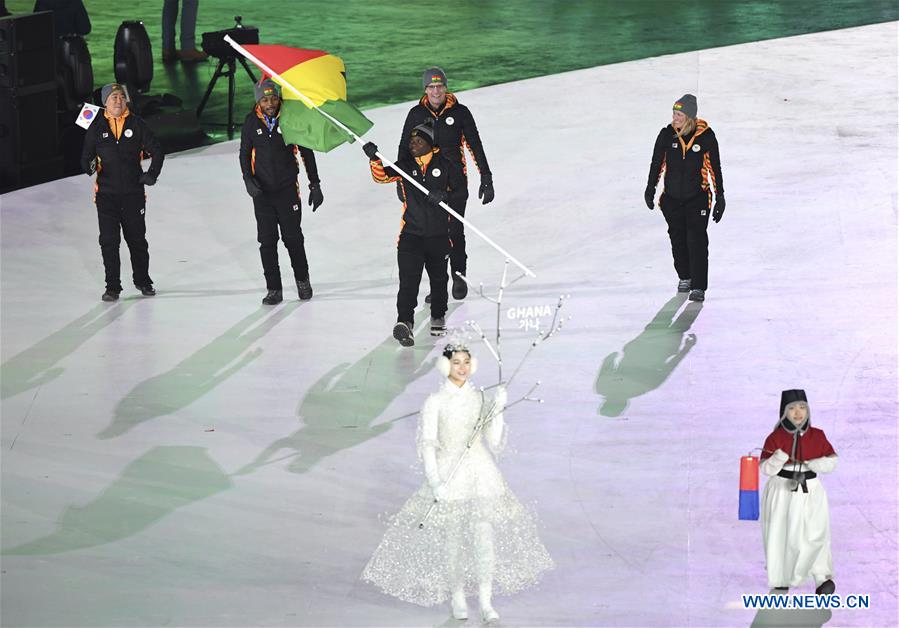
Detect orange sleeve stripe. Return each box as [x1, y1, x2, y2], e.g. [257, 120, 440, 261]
[702, 153, 716, 192]
[460, 134, 471, 176]
[370, 161, 400, 184]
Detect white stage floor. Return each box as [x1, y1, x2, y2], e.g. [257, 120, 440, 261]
[1, 22, 897, 628]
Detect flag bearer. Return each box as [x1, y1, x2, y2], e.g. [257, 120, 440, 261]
[362, 122, 465, 347]
[239, 78, 324, 305]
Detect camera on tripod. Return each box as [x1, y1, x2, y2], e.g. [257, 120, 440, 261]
[197, 16, 260, 134]
[201, 16, 259, 60]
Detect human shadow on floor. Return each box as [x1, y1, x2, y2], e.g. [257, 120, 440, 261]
[1, 302, 136, 400]
[98, 304, 298, 439]
[235, 306, 458, 477]
[749, 589, 832, 627]
[595, 294, 702, 417]
[2, 446, 231, 555]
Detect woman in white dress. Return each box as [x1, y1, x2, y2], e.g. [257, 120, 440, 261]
[362, 343, 553, 622]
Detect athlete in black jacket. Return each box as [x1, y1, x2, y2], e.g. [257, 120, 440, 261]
[239, 79, 324, 305]
[397, 67, 493, 299]
[645, 94, 725, 302]
[364, 122, 465, 347]
[80, 83, 164, 301]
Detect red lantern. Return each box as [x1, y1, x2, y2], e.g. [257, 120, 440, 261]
[739, 454, 759, 520]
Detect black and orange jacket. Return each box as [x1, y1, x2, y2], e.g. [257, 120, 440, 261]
[397, 93, 490, 184]
[370, 148, 466, 238]
[239, 106, 320, 193]
[80, 109, 164, 196]
[647, 119, 723, 200]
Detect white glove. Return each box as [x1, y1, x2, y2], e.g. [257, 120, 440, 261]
[806, 456, 838, 474]
[422, 445, 441, 489]
[432, 483, 449, 501]
[486, 387, 507, 452]
[761, 448, 789, 476]
[493, 385, 507, 410]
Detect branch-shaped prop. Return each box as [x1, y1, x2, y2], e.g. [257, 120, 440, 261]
[504, 295, 570, 389]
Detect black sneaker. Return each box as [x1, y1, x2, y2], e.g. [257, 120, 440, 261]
[262, 289, 283, 305]
[430, 317, 446, 337]
[393, 321, 414, 347]
[296, 278, 313, 300]
[688, 289, 705, 302]
[135, 284, 156, 296]
[452, 275, 468, 300]
[815, 580, 835, 595]
[677, 279, 691, 293]
[101, 290, 120, 302]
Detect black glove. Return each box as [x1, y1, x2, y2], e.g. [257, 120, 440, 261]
[362, 142, 379, 160]
[427, 190, 447, 206]
[395, 182, 405, 203]
[139, 172, 157, 186]
[478, 175, 494, 204]
[308, 184, 324, 212]
[644, 185, 655, 210]
[243, 175, 263, 198]
[712, 194, 725, 223]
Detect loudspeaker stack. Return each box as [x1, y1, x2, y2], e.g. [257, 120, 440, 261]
[0, 11, 62, 193]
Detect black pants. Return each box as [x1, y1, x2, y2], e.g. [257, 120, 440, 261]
[397, 232, 449, 323]
[448, 197, 468, 276]
[253, 186, 308, 290]
[96, 192, 151, 292]
[660, 191, 711, 290]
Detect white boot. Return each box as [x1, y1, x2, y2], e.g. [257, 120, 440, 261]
[479, 582, 499, 623]
[451, 586, 468, 620]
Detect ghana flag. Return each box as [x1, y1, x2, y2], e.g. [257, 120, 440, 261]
[242, 44, 373, 152]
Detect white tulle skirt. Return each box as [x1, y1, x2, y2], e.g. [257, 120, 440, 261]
[362, 484, 554, 606]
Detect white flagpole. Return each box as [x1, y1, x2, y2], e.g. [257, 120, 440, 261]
[223, 35, 535, 278]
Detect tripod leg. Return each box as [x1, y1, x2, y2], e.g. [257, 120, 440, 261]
[238, 56, 258, 83]
[227, 59, 236, 134]
[197, 58, 226, 117]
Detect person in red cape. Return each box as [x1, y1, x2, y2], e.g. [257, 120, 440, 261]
[760, 389, 837, 594]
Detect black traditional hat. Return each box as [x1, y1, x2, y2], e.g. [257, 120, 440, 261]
[779, 389, 808, 418]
